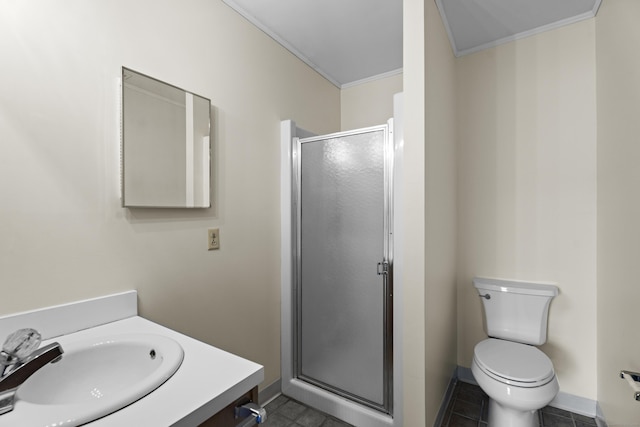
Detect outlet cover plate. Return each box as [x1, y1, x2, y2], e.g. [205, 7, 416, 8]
[208, 228, 220, 250]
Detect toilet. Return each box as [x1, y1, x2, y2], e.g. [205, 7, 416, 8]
[471, 277, 559, 427]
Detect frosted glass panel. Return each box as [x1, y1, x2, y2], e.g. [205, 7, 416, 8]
[298, 129, 386, 406]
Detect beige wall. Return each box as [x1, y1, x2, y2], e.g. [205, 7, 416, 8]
[0, 0, 340, 390]
[597, 1, 640, 425]
[456, 20, 598, 400]
[340, 74, 403, 131]
[424, 0, 458, 423]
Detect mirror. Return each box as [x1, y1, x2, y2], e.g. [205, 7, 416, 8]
[121, 67, 211, 208]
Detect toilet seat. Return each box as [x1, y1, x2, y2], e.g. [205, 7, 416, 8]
[473, 339, 555, 388]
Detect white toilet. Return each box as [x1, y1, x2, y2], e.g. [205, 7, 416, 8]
[471, 277, 559, 427]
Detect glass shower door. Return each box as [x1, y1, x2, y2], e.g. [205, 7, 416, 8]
[294, 125, 393, 413]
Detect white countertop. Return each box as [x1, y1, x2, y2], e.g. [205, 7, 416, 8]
[0, 316, 264, 427]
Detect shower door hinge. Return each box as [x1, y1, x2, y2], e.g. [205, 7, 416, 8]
[377, 261, 389, 275]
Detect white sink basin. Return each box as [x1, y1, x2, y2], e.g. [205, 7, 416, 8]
[13, 333, 183, 426]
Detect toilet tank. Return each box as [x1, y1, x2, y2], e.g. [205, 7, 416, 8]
[473, 277, 559, 345]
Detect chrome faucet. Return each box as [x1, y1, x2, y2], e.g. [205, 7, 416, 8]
[0, 329, 63, 415]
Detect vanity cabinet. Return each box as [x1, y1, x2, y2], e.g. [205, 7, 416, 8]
[199, 386, 259, 427]
[0, 292, 264, 427]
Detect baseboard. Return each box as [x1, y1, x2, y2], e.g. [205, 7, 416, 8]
[456, 365, 477, 385]
[259, 378, 282, 406]
[595, 402, 608, 427]
[551, 391, 598, 418]
[433, 367, 458, 427]
[456, 366, 599, 418]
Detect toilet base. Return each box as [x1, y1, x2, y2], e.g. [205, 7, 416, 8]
[488, 399, 537, 427]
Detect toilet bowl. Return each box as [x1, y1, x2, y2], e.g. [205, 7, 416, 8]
[472, 277, 559, 426]
[472, 338, 559, 427]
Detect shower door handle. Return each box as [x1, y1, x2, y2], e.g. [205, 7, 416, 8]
[377, 262, 389, 275]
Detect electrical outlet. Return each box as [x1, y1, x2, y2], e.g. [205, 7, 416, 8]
[207, 228, 220, 250]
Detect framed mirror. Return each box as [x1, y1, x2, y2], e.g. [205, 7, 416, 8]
[121, 67, 211, 208]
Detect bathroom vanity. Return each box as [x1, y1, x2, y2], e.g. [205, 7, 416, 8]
[0, 291, 264, 426]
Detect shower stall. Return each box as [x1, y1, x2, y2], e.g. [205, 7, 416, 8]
[280, 94, 403, 427]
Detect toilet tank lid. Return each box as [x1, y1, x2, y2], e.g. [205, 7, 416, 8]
[473, 277, 559, 297]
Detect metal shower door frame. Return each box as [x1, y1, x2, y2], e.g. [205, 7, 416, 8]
[291, 123, 394, 414]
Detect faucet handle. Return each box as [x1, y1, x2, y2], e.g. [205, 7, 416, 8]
[2, 329, 41, 360]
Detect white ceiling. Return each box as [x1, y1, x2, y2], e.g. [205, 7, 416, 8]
[222, 0, 601, 88]
[436, 0, 602, 56]
[222, 0, 403, 88]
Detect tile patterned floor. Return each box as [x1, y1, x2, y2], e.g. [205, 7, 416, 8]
[441, 381, 599, 427]
[261, 382, 598, 427]
[262, 394, 354, 427]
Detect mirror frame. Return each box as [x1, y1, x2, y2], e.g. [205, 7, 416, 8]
[121, 67, 212, 208]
